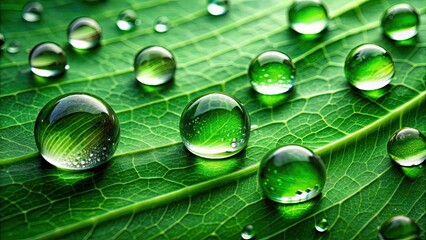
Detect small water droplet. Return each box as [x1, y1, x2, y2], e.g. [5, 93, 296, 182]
[154, 16, 170, 33]
[116, 9, 139, 31]
[288, 0, 329, 35]
[207, 0, 229, 16]
[241, 224, 255, 240]
[387, 127, 426, 167]
[0, 33, 5, 49]
[22, 2, 43, 22]
[231, 142, 237, 148]
[7, 41, 20, 54]
[134, 46, 176, 85]
[381, 4, 419, 41]
[315, 218, 329, 232]
[378, 216, 420, 240]
[68, 17, 102, 50]
[29, 42, 67, 77]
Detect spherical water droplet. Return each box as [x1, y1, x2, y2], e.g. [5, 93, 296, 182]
[29, 42, 67, 77]
[207, 0, 229, 16]
[34, 93, 120, 170]
[315, 218, 329, 232]
[381, 4, 419, 41]
[7, 41, 20, 54]
[134, 46, 176, 85]
[288, 0, 329, 35]
[258, 145, 326, 203]
[378, 216, 420, 240]
[344, 43, 394, 91]
[241, 224, 255, 240]
[231, 142, 237, 148]
[22, 2, 43, 22]
[180, 93, 250, 159]
[116, 9, 139, 31]
[387, 127, 426, 167]
[0, 33, 5, 49]
[248, 51, 295, 95]
[154, 16, 170, 33]
[68, 17, 102, 50]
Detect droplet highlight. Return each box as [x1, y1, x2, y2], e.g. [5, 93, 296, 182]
[344, 43, 394, 91]
[68, 17, 102, 50]
[381, 4, 420, 41]
[258, 145, 326, 203]
[387, 127, 426, 167]
[22, 2, 43, 22]
[134, 46, 176, 86]
[207, 0, 229, 16]
[29, 42, 67, 78]
[288, 0, 328, 35]
[248, 50, 295, 95]
[116, 9, 139, 31]
[378, 216, 420, 240]
[180, 93, 250, 159]
[34, 93, 120, 170]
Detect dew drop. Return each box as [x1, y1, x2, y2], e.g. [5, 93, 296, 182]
[0, 33, 5, 49]
[387, 127, 426, 167]
[68, 17, 102, 50]
[288, 0, 329, 35]
[241, 224, 255, 240]
[116, 9, 139, 31]
[7, 41, 20, 54]
[29, 42, 67, 77]
[315, 218, 329, 232]
[378, 216, 420, 240]
[134, 46, 176, 85]
[381, 4, 419, 41]
[154, 16, 170, 33]
[22, 2, 43, 22]
[207, 0, 229, 16]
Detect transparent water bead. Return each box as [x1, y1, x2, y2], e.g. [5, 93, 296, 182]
[134, 46, 176, 86]
[344, 43, 394, 91]
[378, 216, 420, 240]
[180, 93, 250, 159]
[207, 0, 229, 16]
[116, 9, 139, 31]
[258, 145, 326, 203]
[382, 4, 420, 41]
[68, 17, 102, 50]
[29, 42, 67, 77]
[34, 93, 120, 170]
[154, 16, 170, 33]
[7, 41, 20, 54]
[248, 50, 295, 95]
[315, 218, 329, 232]
[0, 33, 4, 49]
[288, 0, 329, 35]
[22, 2, 43, 22]
[387, 127, 426, 167]
[241, 224, 255, 240]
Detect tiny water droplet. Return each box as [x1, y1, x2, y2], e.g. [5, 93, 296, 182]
[116, 9, 139, 31]
[288, 0, 329, 35]
[315, 218, 329, 232]
[378, 216, 420, 240]
[344, 44, 394, 90]
[207, 0, 229, 16]
[68, 17, 102, 50]
[0, 33, 5, 49]
[241, 224, 255, 240]
[7, 41, 20, 54]
[231, 142, 237, 148]
[22, 2, 43, 22]
[248, 51, 295, 95]
[154, 16, 170, 33]
[134, 46, 176, 85]
[387, 127, 426, 167]
[381, 4, 419, 41]
[29, 42, 67, 77]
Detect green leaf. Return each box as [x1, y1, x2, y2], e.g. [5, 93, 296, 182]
[1, 0, 425, 239]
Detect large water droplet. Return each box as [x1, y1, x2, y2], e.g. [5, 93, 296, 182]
[34, 93, 120, 170]
[134, 46, 176, 85]
[68, 17, 102, 50]
[29, 42, 67, 77]
[381, 4, 419, 41]
[207, 0, 229, 16]
[116, 9, 139, 31]
[288, 0, 329, 35]
[241, 224, 255, 240]
[344, 43, 394, 90]
[248, 51, 295, 95]
[315, 218, 329, 232]
[387, 127, 426, 167]
[258, 145, 326, 203]
[154, 16, 170, 33]
[22, 2, 43, 22]
[180, 93, 250, 159]
[378, 216, 420, 240]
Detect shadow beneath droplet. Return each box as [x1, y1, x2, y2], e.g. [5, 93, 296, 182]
[399, 164, 424, 180]
[136, 77, 175, 94]
[265, 194, 321, 220]
[383, 33, 418, 47]
[255, 88, 294, 108]
[66, 43, 101, 55]
[351, 84, 391, 100]
[30, 69, 68, 85]
[288, 28, 328, 41]
[191, 151, 246, 178]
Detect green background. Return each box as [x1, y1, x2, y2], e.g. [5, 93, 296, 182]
[0, 0, 425, 239]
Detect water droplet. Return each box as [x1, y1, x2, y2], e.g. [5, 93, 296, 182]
[249, 51, 295, 95]
[315, 218, 329, 232]
[68, 17, 102, 50]
[387, 127, 426, 167]
[207, 0, 229, 16]
[288, 0, 329, 35]
[180, 93, 250, 159]
[116, 9, 139, 31]
[22, 2, 43, 22]
[231, 142, 237, 148]
[7, 41, 20, 54]
[29, 42, 67, 77]
[344, 43, 394, 90]
[378, 216, 420, 240]
[134, 46, 176, 85]
[381, 4, 419, 41]
[0, 33, 5, 49]
[34, 93, 120, 170]
[241, 224, 255, 240]
[154, 16, 170, 33]
[258, 145, 326, 203]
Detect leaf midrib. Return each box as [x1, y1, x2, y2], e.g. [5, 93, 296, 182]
[33, 89, 425, 240]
